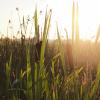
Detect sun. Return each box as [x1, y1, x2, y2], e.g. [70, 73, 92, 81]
[78, 0, 100, 40]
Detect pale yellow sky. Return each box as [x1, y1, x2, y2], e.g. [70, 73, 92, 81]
[0, 0, 100, 40]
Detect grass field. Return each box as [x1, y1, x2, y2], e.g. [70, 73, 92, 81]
[0, 6, 100, 100]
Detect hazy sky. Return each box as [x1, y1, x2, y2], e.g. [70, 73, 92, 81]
[0, 0, 35, 35]
[0, 0, 100, 40]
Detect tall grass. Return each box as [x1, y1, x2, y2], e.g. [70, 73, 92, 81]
[72, 1, 75, 44]
[0, 6, 100, 100]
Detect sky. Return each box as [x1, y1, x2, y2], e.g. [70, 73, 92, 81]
[0, 0, 100, 40]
